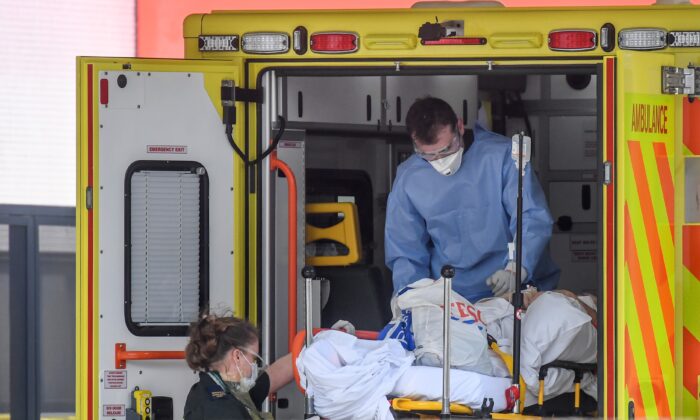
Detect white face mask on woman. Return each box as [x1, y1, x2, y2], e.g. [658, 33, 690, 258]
[429, 147, 464, 176]
[233, 349, 266, 392]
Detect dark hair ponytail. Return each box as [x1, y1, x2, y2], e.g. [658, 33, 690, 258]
[185, 312, 259, 371]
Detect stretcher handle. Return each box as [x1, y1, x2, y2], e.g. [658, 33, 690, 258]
[114, 343, 184, 369]
[441, 265, 455, 418]
[291, 329, 380, 394]
[537, 361, 596, 416]
[270, 153, 298, 350]
[539, 361, 597, 374]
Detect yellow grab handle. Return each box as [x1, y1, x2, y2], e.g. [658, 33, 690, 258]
[363, 34, 418, 50]
[490, 33, 543, 49]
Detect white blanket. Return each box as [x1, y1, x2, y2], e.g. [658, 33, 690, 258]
[297, 330, 512, 418]
[296, 330, 414, 420]
[391, 366, 512, 412]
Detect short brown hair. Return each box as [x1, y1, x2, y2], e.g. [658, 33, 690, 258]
[405, 96, 458, 145]
[185, 312, 259, 371]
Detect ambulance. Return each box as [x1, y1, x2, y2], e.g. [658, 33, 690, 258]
[76, 2, 700, 418]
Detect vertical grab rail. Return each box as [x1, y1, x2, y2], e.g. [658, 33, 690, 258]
[510, 131, 527, 414]
[270, 153, 298, 350]
[441, 265, 455, 418]
[302, 266, 317, 418]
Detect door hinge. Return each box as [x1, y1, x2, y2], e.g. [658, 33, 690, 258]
[235, 86, 264, 104]
[86, 186, 93, 210]
[662, 65, 699, 96]
[604, 161, 613, 185]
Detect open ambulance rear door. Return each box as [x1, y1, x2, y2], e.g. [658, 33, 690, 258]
[618, 47, 700, 419]
[76, 57, 244, 420]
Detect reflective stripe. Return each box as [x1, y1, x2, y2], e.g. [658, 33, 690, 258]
[624, 205, 671, 418]
[683, 328, 700, 400]
[683, 98, 700, 154]
[683, 226, 700, 410]
[628, 142, 675, 359]
[653, 142, 675, 243]
[625, 327, 646, 418]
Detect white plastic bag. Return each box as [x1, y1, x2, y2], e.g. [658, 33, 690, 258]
[396, 278, 492, 375]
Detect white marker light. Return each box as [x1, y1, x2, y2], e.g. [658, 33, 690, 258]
[242, 32, 289, 54]
[618, 28, 667, 50]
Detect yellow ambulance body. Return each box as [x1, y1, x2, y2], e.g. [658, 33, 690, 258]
[77, 3, 700, 418]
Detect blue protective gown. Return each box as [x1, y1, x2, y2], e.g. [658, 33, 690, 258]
[385, 123, 560, 302]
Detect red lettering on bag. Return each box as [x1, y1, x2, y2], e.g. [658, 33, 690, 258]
[451, 302, 468, 318]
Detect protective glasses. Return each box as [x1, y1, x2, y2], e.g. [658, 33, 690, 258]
[413, 131, 462, 161]
[240, 347, 267, 368]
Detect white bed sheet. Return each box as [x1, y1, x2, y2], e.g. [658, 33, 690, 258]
[390, 365, 512, 412]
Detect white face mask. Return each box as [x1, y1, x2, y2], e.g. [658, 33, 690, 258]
[234, 349, 265, 392]
[429, 147, 464, 176]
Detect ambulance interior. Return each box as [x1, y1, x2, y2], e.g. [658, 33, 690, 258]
[264, 67, 602, 415]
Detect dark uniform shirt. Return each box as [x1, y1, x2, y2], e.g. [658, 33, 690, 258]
[183, 371, 270, 420]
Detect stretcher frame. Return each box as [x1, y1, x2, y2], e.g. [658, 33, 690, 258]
[291, 266, 525, 418]
[291, 134, 598, 418]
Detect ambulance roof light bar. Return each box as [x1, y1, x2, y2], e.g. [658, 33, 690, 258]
[618, 28, 667, 50]
[548, 30, 597, 51]
[242, 32, 289, 54]
[310, 32, 359, 54]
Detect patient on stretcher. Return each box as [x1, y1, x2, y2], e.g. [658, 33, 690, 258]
[296, 280, 597, 418]
[476, 289, 598, 407]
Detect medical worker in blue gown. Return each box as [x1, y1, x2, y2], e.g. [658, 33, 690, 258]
[385, 97, 559, 302]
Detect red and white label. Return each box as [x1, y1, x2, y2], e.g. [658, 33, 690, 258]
[147, 145, 188, 154]
[104, 370, 127, 389]
[103, 404, 126, 416]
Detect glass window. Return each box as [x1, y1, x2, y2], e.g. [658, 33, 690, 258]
[126, 161, 209, 336]
[0, 0, 134, 206]
[0, 225, 9, 416]
[38, 225, 76, 415]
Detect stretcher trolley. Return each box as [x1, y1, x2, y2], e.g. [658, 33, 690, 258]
[292, 263, 530, 419]
[291, 133, 598, 419]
